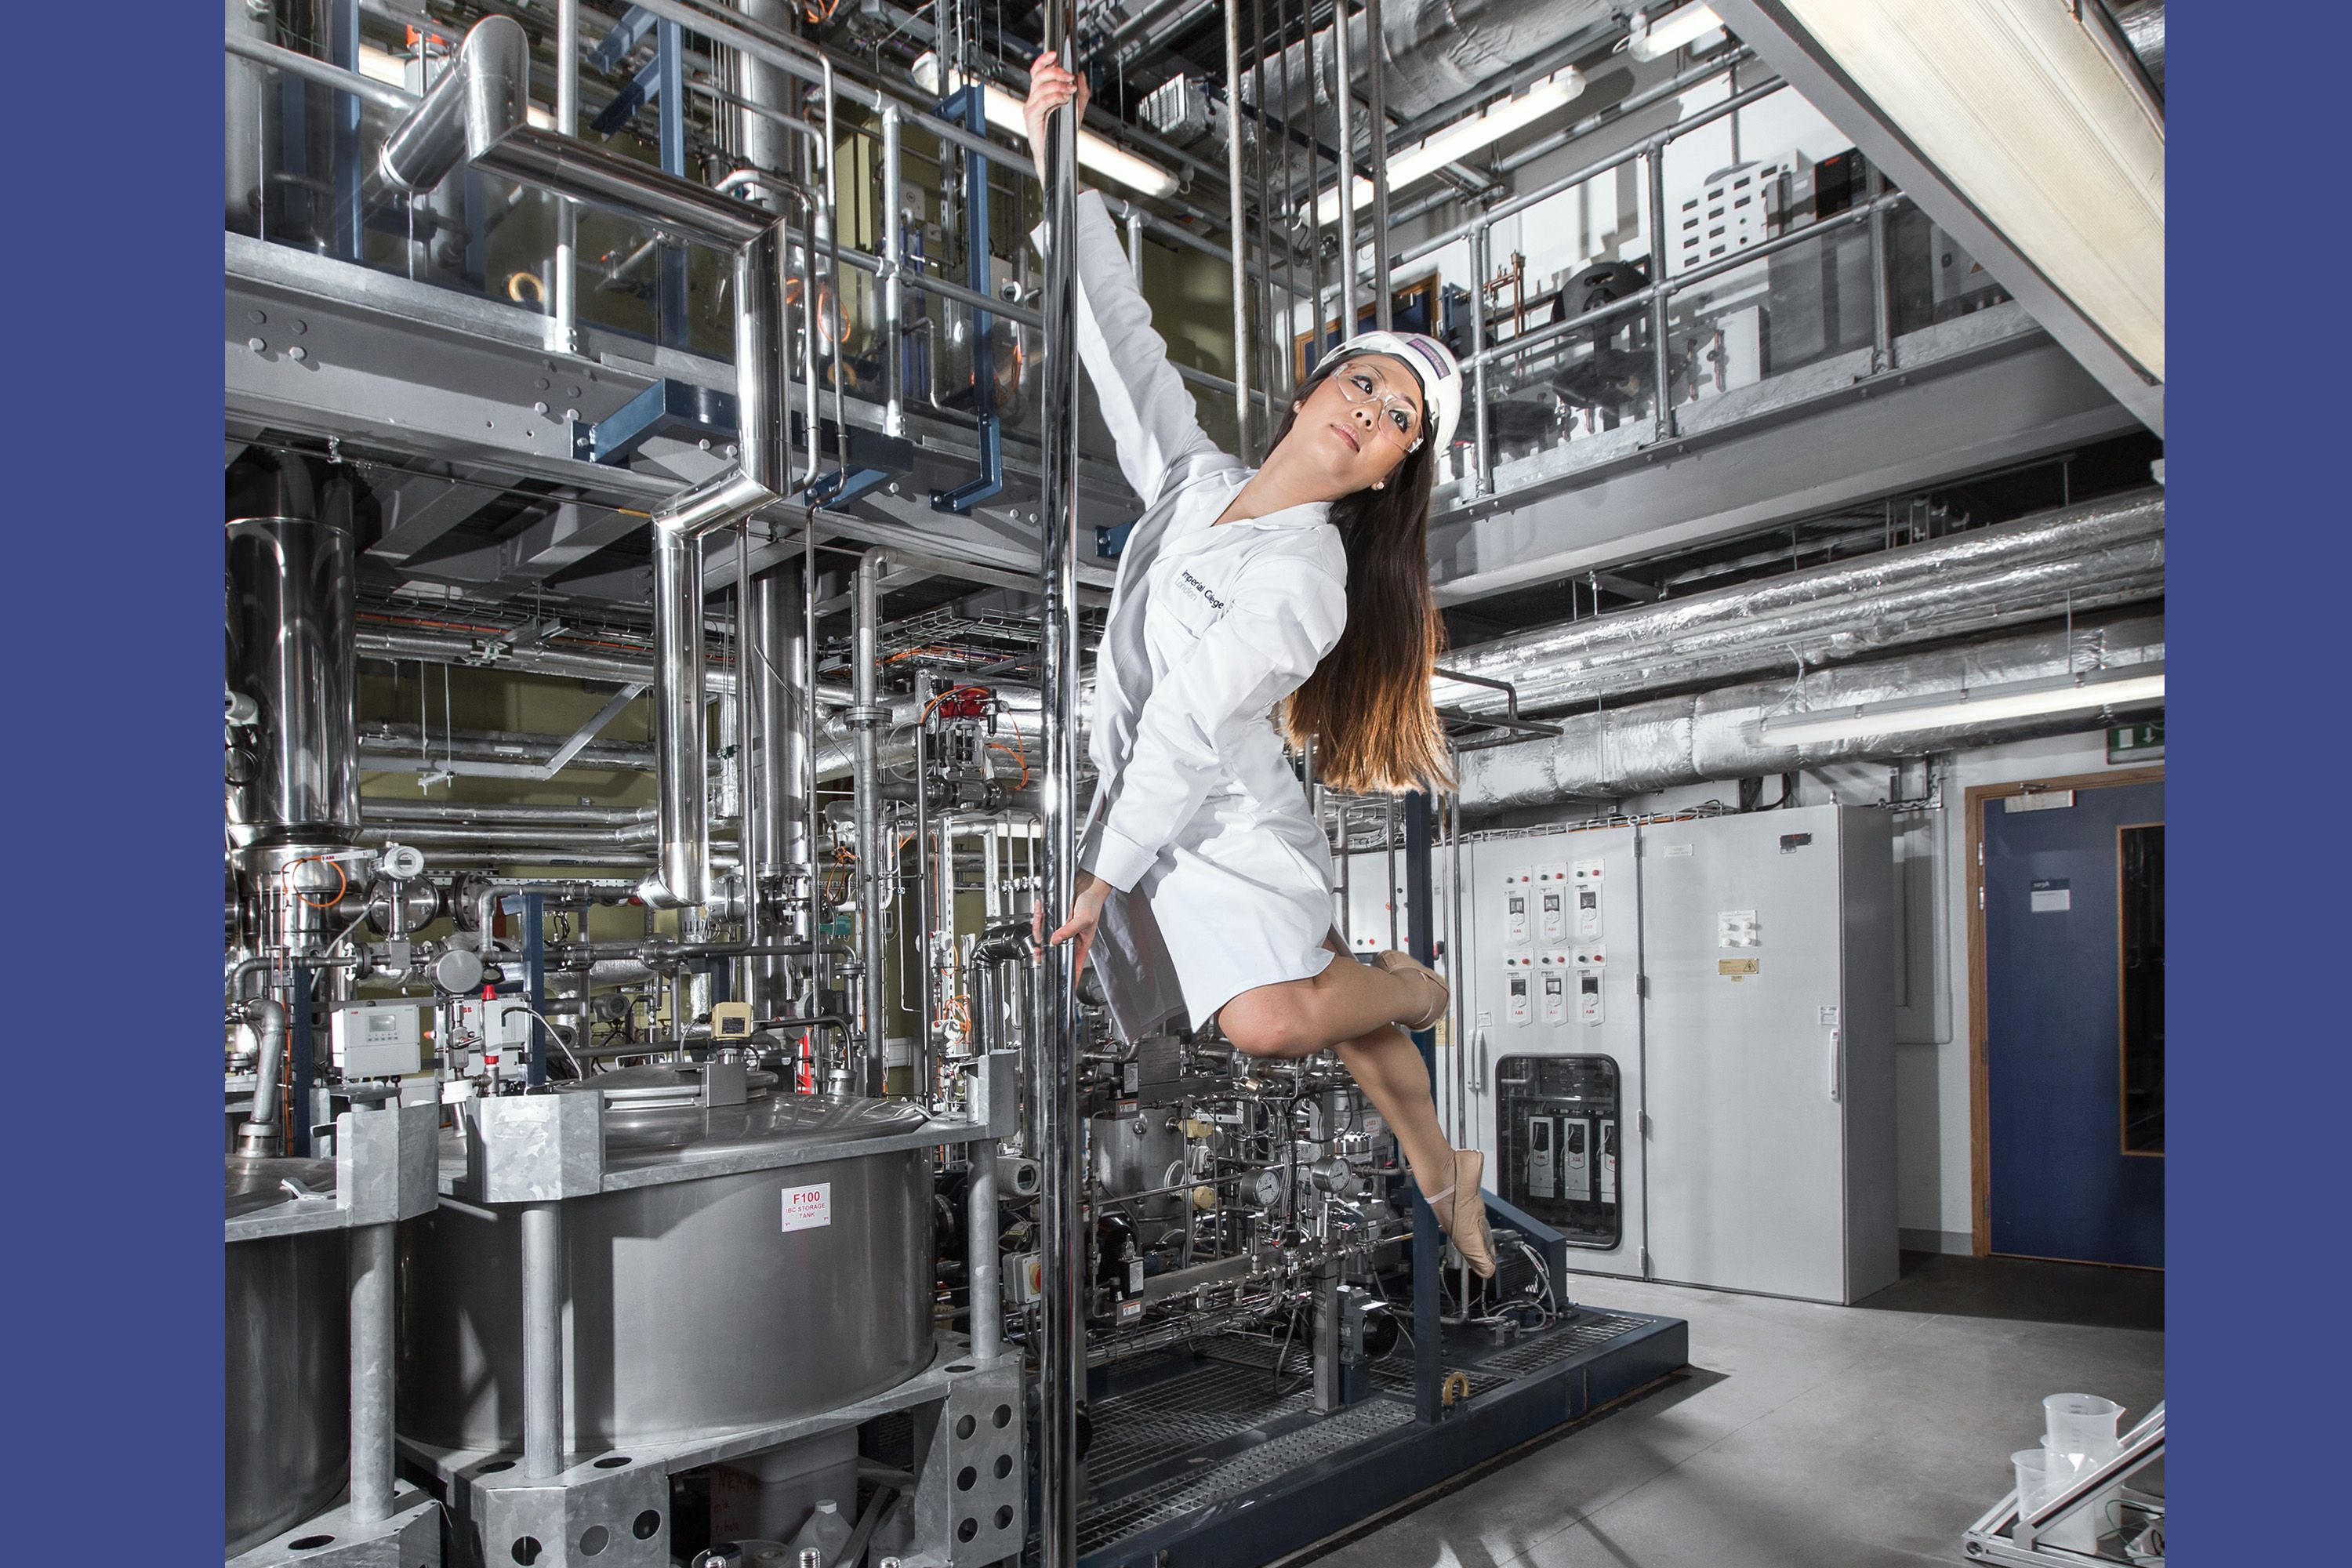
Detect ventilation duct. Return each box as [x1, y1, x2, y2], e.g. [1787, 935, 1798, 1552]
[1246, 0, 1618, 125]
[1456, 611, 2164, 811]
[1439, 488, 2163, 719]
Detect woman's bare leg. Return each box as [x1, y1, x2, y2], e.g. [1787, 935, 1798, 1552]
[1217, 945, 1439, 1059]
[1333, 1023, 1454, 1190]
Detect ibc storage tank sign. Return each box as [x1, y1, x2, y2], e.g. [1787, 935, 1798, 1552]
[781, 1182, 834, 1232]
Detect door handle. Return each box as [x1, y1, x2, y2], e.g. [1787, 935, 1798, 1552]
[1827, 1027, 1843, 1103]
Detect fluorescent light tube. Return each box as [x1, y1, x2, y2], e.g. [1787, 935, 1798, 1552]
[1765, 0, 2162, 382]
[1308, 70, 1584, 224]
[1757, 666, 2164, 746]
[1628, 5, 1727, 62]
[913, 54, 1179, 199]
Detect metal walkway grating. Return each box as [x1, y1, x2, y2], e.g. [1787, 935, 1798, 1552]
[1086, 1358, 1315, 1486]
[1482, 1312, 1652, 1377]
[1076, 1399, 1414, 1556]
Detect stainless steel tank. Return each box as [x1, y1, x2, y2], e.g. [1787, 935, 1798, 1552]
[400, 1076, 935, 1451]
[227, 1157, 348, 1555]
[1091, 1109, 1187, 1225]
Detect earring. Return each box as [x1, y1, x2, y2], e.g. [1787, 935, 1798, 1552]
[1373, 481, 1386, 491]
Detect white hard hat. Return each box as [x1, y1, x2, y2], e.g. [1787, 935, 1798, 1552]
[1323, 329, 1463, 453]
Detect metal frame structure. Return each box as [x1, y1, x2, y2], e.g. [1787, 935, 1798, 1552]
[1961, 1403, 2165, 1565]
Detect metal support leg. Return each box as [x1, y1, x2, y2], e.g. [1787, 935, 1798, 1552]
[1646, 151, 1675, 443]
[348, 1221, 397, 1523]
[521, 1201, 564, 1477]
[1406, 791, 1442, 1425]
[969, 1138, 1002, 1360]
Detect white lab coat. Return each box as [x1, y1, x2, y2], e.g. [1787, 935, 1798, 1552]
[1036, 191, 1348, 1043]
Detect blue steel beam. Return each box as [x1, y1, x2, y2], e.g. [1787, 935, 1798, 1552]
[931, 85, 1004, 514]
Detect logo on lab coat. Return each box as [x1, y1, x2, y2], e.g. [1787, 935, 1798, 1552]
[1177, 570, 1228, 614]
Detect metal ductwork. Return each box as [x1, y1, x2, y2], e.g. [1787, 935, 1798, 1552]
[358, 625, 740, 698]
[1245, 0, 1617, 125]
[358, 722, 660, 776]
[1457, 612, 2164, 811]
[2114, 1, 2164, 92]
[1440, 488, 2164, 720]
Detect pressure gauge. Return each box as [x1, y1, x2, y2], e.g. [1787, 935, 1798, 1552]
[377, 843, 426, 880]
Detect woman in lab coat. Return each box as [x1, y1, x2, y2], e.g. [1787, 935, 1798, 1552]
[1025, 56, 1494, 1276]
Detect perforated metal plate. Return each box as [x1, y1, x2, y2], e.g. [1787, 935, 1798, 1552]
[1480, 1312, 1650, 1377]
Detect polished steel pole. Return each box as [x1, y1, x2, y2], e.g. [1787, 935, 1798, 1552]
[1223, 0, 1254, 457]
[347, 1221, 396, 1522]
[1363, 0, 1392, 330]
[551, 0, 579, 353]
[520, 1201, 564, 1476]
[1330, 1, 1360, 335]
[1035, 3, 1085, 1562]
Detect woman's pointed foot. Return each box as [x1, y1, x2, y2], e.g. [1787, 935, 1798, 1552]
[1374, 949, 1450, 1030]
[1421, 1148, 1497, 1278]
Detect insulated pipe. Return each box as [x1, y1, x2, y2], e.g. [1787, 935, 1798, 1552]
[968, 1139, 1003, 1360]
[880, 104, 908, 438]
[1034, 3, 1087, 1562]
[376, 14, 527, 194]
[347, 1222, 397, 1524]
[520, 1202, 564, 1478]
[1455, 612, 2168, 810]
[1437, 491, 2167, 717]
[236, 998, 288, 1157]
[650, 527, 712, 906]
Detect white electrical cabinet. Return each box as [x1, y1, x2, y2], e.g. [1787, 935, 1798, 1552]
[1459, 804, 1897, 1304]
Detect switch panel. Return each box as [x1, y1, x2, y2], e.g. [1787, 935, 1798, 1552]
[1559, 1116, 1592, 1201]
[1537, 949, 1572, 1025]
[1599, 1118, 1618, 1204]
[1537, 862, 1570, 942]
[1527, 1115, 1556, 1199]
[1502, 868, 1534, 946]
[1503, 951, 1534, 1025]
[1577, 968, 1604, 1025]
[1572, 858, 1604, 938]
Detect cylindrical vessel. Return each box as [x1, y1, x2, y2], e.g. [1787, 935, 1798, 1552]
[399, 1082, 935, 1450]
[1090, 1111, 1186, 1224]
[226, 452, 360, 848]
[226, 1158, 349, 1556]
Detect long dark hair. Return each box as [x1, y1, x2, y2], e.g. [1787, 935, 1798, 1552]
[1267, 356, 1454, 796]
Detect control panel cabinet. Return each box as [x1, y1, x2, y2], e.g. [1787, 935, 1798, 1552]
[1459, 827, 1645, 1278]
[1457, 805, 1897, 1304]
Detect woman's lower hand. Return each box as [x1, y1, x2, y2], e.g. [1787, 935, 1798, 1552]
[1021, 50, 1091, 166]
[1039, 869, 1110, 975]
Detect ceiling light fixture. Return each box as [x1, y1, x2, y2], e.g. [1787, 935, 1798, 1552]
[913, 54, 1178, 199]
[1756, 664, 2165, 746]
[1307, 69, 1584, 225]
[1626, 5, 1728, 63]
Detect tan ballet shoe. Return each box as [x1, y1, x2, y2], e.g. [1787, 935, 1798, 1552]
[1421, 1148, 1497, 1279]
[1374, 949, 1450, 1030]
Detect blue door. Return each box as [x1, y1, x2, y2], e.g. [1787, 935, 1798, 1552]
[1983, 780, 2164, 1267]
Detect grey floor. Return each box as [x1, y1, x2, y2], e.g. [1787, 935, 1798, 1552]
[1308, 1257, 2165, 1568]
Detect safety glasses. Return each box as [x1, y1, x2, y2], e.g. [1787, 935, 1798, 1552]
[1331, 363, 1425, 452]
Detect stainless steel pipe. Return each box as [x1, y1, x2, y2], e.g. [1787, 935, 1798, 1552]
[968, 1140, 1003, 1361]
[347, 1222, 397, 1523]
[520, 1201, 564, 1478]
[1224, 0, 1254, 457]
[237, 997, 288, 1157]
[1330, 0, 1361, 335]
[851, 554, 890, 1091]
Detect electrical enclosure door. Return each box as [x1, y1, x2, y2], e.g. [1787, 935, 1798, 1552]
[1981, 781, 2164, 1268]
[1457, 828, 1646, 1277]
[1639, 806, 1898, 1303]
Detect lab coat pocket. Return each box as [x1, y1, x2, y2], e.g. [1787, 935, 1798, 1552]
[1164, 564, 1232, 642]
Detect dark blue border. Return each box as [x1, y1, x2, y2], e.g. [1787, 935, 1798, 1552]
[2168, 3, 2348, 1556]
[13, 3, 220, 1556]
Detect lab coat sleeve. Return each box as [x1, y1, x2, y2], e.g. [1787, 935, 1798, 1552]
[1084, 560, 1346, 894]
[1031, 190, 1221, 509]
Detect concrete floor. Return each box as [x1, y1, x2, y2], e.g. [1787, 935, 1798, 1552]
[1308, 1256, 2165, 1568]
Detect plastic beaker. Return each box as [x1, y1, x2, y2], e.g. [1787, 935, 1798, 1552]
[2043, 1392, 2123, 1459]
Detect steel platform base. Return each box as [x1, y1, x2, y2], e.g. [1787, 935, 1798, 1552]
[1073, 1305, 1689, 1568]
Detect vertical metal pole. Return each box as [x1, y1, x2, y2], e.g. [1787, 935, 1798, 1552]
[1867, 168, 1893, 374]
[969, 1141, 1003, 1360]
[1331, 1, 1360, 336]
[880, 105, 908, 437]
[1363, 0, 1392, 330]
[803, 532, 824, 1016]
[738, 539, 763, 1007]
[524, 893, 547, 1086]
[1250, 0, 1278, 426]
[655, 18, 689, 348]
[1469, 226, 1492, 496]
[1035, 3, 1086, 1562]
[521, 1201, 564, 1476]
[290, 967, 314, 1156]
[1405, 790, 1442, 1425]
[1385, 793, 1399, 953]
[347, 1221, 396, 1523]
[1646, 150, 1675, 442]
[852, 554, 889, 1094]
[1301, 0, 1329, 361]
[329, 0, 362, 261]
[1276, 0, 1301, 389]
[1223, 2, 1254, 458]
[1446, 793, 1469, 1149]
[552, 0, 579, 353]
[914, 678, 935, 1103]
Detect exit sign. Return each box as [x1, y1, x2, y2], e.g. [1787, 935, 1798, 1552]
[2107, 720, 2163, 764]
